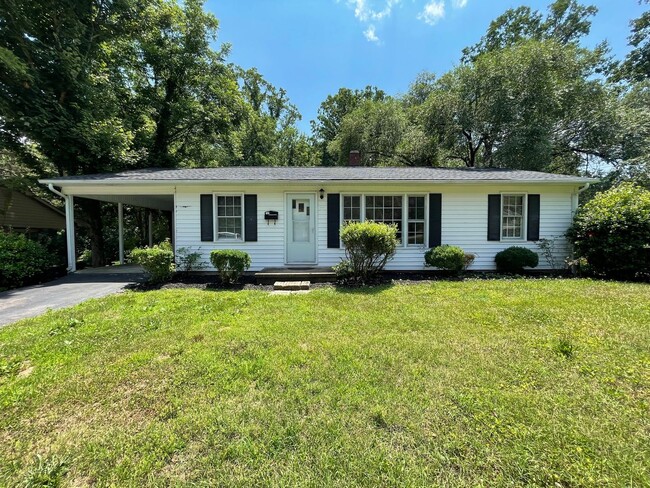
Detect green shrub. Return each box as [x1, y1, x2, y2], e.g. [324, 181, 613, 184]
[0, 232, 55, 289]
[333, 259, 354, 281]
[176, 246, 206, 273]
[567, 183, 650, 280]
[210, 250, 251, 284]
[130, 241, 175, 282]
[495, 246, 539, 273]
[339, 221, 399, 283]
[424, 245, 473, 274]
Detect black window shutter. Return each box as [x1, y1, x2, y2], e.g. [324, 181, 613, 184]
[200, 194, 214, 242]
[428, 193, 442, 248]
[527, 194, 540, 241]
[487, 194, 501, 241]
[244, 194, 258, 242]
[327, 193, 340, 248]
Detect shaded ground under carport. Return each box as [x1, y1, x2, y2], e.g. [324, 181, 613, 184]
[0, 265, 145, 327]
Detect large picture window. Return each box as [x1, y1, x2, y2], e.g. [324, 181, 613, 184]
[366, 195, 403, 241]
[501, 194, 525, 239]
[340, 194, 427, 246]
[215, 195, 243, 240]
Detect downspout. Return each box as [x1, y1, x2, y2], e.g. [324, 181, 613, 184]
[571, 183, 590, 215]
[47, 184, 76, 273]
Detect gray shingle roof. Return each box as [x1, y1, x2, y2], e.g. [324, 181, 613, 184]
[40, 166, 594, 184]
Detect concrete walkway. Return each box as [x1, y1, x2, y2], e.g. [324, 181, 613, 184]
[0, 266, 144, 327]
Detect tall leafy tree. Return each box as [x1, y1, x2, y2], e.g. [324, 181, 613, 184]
[462, 0, 600, 62]
[310, 86, 385, 165]
[125, 0, 246, 168]
[617, 0, 650, 82]
[328, 98, 437, 167]
[422, 40, 617, 172]
[230, 68, 313, 166]
[0, 0, 250, 263]
[0, 0, 146, 264]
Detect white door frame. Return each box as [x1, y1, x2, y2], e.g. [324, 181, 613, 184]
[285, 192, 318, 265]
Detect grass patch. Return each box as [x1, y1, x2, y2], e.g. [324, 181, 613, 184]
[0, 279, 648, 486]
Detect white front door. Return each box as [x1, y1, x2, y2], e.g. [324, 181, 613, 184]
[286, 194, 316, 264]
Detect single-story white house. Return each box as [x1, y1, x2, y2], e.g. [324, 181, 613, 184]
[39, 166, 593, 273]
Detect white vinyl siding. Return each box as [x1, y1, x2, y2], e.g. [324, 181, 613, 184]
[171, 183, 577, 271]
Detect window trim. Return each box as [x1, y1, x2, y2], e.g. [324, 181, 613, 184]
[500, 193, 527, 241]
[339, 192, 429, 248]
[213, 192, 245, 242]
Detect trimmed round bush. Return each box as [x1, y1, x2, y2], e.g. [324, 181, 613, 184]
[0, 232, 55, 289]
[210, 249, 251, 284]
[424, 245, 468, 274]
[131, 241, 175, 282]
[495, 246, 539, 273]
[567, 183, 650, 279]
[339, 221, 399, 283]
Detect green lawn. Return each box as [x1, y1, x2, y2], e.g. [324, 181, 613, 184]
[0, 279, 648, 487]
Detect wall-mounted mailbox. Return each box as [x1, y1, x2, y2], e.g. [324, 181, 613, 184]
[264, 211, 279, 221]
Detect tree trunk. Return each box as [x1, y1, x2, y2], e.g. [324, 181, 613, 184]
[151, 78, 177, 167]
[78, 198, 106, 267]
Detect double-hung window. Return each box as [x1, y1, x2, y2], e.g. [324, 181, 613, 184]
[501, 194, 525, 240]
[341, 194, 427, 246]
[215, 195, 243, 240]
[342, 195, 361, 223]
[407, 196, 425, 245]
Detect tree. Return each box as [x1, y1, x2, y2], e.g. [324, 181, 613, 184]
[229, 68, 313, 166]
[420, 39, 618, 172]
[616, 0, 650, 82]
[0, 0, 251, 264]
[462, 0, 600, 62]
[310, 86, 385, 165]
[0, 0, 148, 264]
[125, 0, 246, 168]
[328, 99, 437, 166]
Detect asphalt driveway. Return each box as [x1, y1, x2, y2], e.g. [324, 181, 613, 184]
[0, 266, 144, 327]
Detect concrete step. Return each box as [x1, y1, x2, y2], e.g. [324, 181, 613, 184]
[256, 267, 335, 284]
[273, 280, 311, 291]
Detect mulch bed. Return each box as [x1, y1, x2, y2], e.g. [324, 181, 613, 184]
[127, 269, 575, 292]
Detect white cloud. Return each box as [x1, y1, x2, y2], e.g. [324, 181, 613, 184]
[364, 24, 380, 43]
[418, 1, 445, 25]
[340, 0, 401, 43]
[349, 0, 401, 22]
[452, 0, 468, 8]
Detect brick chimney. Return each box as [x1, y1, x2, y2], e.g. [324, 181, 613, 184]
[348, 150, 361, 166]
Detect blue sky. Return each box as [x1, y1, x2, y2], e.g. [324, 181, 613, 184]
[206, 0, 646, 134]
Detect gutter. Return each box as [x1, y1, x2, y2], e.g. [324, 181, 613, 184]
[38, 178, 597, 186]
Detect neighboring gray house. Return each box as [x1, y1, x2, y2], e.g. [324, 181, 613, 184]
[40, 166, 594, 273]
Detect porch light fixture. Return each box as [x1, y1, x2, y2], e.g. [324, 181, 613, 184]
[319, 188, 325, 200]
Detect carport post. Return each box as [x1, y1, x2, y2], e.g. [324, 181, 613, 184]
[148, 211, 153, 247]
[65, 195, 76, 273]
[118, 202, 125, 265]
[47, 184, 76, 272]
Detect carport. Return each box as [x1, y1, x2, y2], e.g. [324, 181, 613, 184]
[39, 175, 176, 272]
